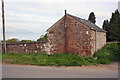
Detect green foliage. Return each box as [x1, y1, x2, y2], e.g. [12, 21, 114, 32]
[20, 40, 35, 42]
[6, 38, 19, 43]
[88, 12, 96, 24]
[103, 20, 109, 30]
[2, 43, 120, 66]
[37, 34, 48, 41]
[6, 38, 35, 43]
[102, 20, 110, 41]
[94, 43, 120, 64]
[102, 9, 120, 41]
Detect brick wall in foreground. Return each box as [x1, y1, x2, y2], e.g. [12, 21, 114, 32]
[6, 41, 47, 53]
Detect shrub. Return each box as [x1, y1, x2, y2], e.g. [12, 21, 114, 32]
[93, 43, 120, 64]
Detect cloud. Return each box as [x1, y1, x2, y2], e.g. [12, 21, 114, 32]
[6, 27, 34, 34]
[0, 1, 118, 40]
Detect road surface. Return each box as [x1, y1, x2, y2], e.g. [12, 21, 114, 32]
[2, 64, 118, 78]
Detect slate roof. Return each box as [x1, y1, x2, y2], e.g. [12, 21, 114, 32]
[67, 14, 107, 32]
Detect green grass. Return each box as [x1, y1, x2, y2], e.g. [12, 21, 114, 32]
[2, 43, 120, 66]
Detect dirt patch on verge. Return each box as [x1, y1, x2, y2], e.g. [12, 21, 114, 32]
[80, 62, 118, 70]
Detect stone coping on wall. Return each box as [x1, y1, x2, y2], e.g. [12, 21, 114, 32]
[6, 41, 48, 45]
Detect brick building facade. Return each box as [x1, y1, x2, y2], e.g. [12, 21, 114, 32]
[46, 12, 106, 56]
[6, 12, 106, 57]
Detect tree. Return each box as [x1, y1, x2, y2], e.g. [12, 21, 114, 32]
[20, 40, 34, 42]
[102, 20, 109, 30]
[6, 38, 19, 43]
[102, 9, 120, 41]
[37, 34, 48, 41]
[109, 10, 120, 41]
[88, 12, 96, 24]
[102, 20, 110, 41]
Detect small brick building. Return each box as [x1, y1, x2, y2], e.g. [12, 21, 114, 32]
[5, 11, 106, 57]
[46, 11, 106, 56]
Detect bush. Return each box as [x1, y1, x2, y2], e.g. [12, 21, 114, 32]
[93, 43, 120, 64]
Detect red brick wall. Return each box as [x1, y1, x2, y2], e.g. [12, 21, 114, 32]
[47, 15, 94, 56]
[65, 16, 92, 56]
[6, 42, 47, 53]
[47, 17, 66, 54]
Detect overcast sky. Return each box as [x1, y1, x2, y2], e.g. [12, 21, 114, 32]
[0, 0, 119, 41]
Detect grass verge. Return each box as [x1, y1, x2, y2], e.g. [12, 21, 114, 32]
[2, 43, 120, 66]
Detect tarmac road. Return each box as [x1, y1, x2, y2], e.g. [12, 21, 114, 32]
[2, 64, 118, 78]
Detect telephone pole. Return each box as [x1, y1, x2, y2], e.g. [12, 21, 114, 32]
[2, 0, 6, 52]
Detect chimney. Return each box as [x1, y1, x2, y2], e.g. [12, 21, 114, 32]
[65, 10, 67, 15]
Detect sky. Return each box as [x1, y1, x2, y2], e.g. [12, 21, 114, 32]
[0, 0, 119, 41]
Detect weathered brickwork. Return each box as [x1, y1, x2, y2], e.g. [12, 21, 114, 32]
[96, 32, 106, 50]
[65, 16, 92, 56]
[6, 42, 47, 53]
[90, 31, 106, 55]
[46, 14, 106, 56]
[47, 17, 66, 54]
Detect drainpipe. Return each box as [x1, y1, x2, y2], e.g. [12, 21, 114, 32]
[64, 10, 67, 53]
